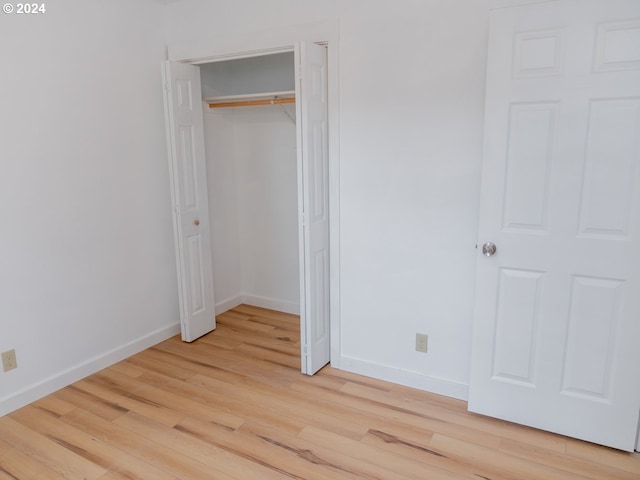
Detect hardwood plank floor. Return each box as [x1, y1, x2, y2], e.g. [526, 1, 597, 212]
[1, 305, 638, 479]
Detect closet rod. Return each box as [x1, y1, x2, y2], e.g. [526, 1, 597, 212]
[208, 97, 296, 109]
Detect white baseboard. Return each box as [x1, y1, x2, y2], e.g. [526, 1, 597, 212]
[0, 323, 180, 417]
[215, 295, 244, 315]
[339, 355, 469, 401]
[240, 294, 300, 315]
[215, 294, 300, 316]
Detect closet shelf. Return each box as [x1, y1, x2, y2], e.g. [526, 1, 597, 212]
[204, 90, 295, 109]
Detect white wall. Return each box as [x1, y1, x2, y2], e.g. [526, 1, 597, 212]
[0, 0, 177, 414]
[204, 105, 300, 314]
[204, 112, 244, 308]
[235, 107, 299, 311]
[202, 53, 300, 314]
[200, 52, 296, 97]
[166, 0, 490, 398]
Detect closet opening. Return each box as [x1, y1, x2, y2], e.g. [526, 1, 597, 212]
[162, 43, 331, 375]
[201, 51, 301, 322]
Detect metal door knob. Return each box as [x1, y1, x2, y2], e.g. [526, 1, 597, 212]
[482, 242, 497, 257]
[194, 219, 200, 226]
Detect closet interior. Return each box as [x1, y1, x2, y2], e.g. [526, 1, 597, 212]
[199, 52, 301, 315]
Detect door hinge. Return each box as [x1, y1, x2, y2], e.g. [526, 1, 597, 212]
[303, 345, 308, 354]
[164, 82, 171, 93]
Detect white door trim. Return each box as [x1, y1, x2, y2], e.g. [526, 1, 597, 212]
[167, 20, 338, 63]
[166, 20, 342, 370]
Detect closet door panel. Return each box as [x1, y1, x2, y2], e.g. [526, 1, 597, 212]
[162, 60, 216, 342]
[297, 43, 330, 375]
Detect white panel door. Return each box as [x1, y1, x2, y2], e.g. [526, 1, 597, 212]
[162, 61, 216, 342]
[296, 43, 330, 375]
[470, 0, 640, 451]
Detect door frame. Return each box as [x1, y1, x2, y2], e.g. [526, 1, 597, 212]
[166, 20, 341, 370]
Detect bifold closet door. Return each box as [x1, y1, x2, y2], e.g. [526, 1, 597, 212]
[162, 61, 216, 342]
[296, 42, 330, 375]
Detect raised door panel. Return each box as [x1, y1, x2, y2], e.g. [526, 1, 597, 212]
[561, 276, 624, 400]
[578, 99, 640, 239]
[492, 268, 543, 386]
[502, 103, 558, 232]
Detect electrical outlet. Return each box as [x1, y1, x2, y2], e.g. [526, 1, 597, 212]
[2, 349, 17, 372]
[415, 333, 428, 353]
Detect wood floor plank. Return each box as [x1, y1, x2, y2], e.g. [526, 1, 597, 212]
[289, 377, 510, 451]
[218, 312, 300, 339]
[231, 304, 300, 325]
[131, 369, 307, 436]
[216, 311, 278, 332]
[298, 424, 471, 480]
[2, 305, 638, 479]
[95, 453, 187, 480]
[175, 416, 344, 480]
[316, 366, 396, 392]
[133, 344, 245, 384]
[49, 384, 130, 422]
[233, 341, 301, 369]
[114, 411, 296, 480]
[154, 334, 300, 387]
[10, 405, 129, 472]
[119, 380, 246, 431]
[0, 417, 107, 480]
[565, 439, 640, 474]
[205, 321, 301, 354]
[218, 375, 372, 441]
[430, 433, 591, 480]
[0, 438, 67, 480]
[499, 438, 640, 480]
[338, 379, 568, 454]
[196, 330, 242, 350]
[238, 420, 416, 480]
[61, 408, 229, 479]
[105, 360, 147, 379]
[360, 428, 517, 480]
[30, 394, 77, 418]
[182, 373, 308, 434]
[71, 376, 185, 428]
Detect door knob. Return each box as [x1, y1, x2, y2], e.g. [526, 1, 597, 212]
[194, 219, 200, 226]
[482, 242, 497, 257]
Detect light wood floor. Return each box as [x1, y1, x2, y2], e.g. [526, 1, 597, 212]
[1, 305, 638, 479]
